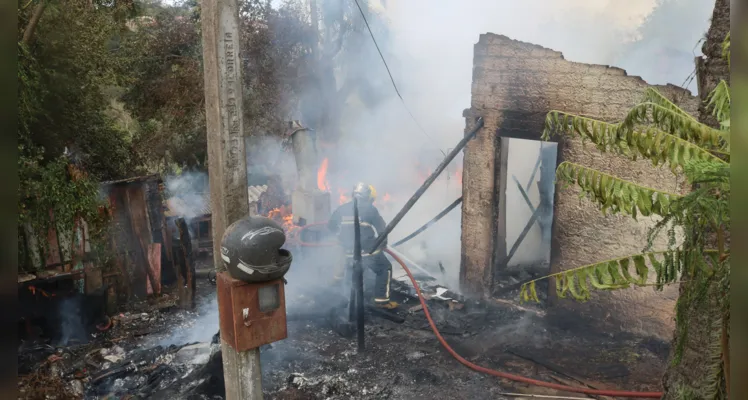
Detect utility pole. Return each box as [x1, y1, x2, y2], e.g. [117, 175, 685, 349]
[200, 0, 261, 398]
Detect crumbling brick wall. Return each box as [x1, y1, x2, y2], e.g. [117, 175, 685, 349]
[461, 34, 699, 339]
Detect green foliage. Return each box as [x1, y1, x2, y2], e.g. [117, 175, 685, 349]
[707, 80, 730, 132]
[534, 89, 730, 301]
[18, 147, 109, 271]
[17, 0, 137, 270]
[18, 0, 137, 179]
[722, 32, 730, 68]
[530, 33, 731, 398]
[554, 162, 678, 219]
[519, 250, 717, 303]
[119, 4, 207, 171]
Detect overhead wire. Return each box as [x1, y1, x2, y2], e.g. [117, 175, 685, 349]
[351, 0, 446, 157]
[680, 37, 707, 92]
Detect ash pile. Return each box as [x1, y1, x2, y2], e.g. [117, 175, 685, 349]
[17, 270, 505, 400]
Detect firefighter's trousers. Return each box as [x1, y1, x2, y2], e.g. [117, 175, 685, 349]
[340, 251, 393, 304]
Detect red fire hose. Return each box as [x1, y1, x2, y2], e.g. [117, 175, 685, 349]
[291, 224, 663, 398]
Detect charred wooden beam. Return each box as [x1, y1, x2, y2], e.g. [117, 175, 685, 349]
[175, 218, 196, 310]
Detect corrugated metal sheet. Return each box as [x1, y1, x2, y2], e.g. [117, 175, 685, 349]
[248, 185, 268, 203]
[164, 185, 268, 218]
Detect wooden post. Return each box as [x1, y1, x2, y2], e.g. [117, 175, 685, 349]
[200, 0, 260, 398]
[176, 218, 196, 310]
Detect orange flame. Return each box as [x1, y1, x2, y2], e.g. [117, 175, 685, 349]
[455, 165, 463, 186]
[317, 158, 330, 191]
[28, 285, 55, 298]
[338, 188, 350, 205]
[266, 206, 300, 238]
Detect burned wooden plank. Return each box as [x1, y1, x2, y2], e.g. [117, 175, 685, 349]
[125, 185, 158, 298]
[175, 217, 196, 310]
[146, 243, 162, 295]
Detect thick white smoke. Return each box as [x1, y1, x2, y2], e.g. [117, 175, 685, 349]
[314, 0, 714, 287]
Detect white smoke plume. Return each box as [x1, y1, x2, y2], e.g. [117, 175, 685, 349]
[164, 171, 210, 220]
[299, 0, 714, 289]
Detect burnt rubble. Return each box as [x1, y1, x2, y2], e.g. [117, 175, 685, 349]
[19, 274, 674, 400]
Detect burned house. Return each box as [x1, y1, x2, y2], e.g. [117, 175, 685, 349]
[460, 34, 698, 339]
[18, 174, 173, 344]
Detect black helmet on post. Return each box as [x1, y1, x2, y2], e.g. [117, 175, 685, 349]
[220, 216, 292, 283]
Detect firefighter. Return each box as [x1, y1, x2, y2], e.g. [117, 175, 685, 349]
[328, 182, 398, 309]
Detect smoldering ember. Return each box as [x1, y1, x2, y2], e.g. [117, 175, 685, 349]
[17, 1, 731, 400]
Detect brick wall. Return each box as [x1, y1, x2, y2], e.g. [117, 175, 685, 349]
[461, 34, 699, 339]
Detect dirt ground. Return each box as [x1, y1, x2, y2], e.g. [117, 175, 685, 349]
[18, 273, 672, 400]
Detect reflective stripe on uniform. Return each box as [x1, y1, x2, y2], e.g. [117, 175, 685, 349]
[340, 220, 381, 256]
[344, 249, 382, 258]
[339, 220, 379, 235]
[374, 269, 391, 303]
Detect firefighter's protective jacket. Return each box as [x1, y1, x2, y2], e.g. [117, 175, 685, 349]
[328, 201, 387, 255]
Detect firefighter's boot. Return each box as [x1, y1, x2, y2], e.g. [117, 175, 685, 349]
[369, 253, 398, 309]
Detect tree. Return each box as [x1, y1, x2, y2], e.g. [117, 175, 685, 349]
[519, 36, 730, 399]
[119, 2, 207, 172]
[17, 0, 139, 270]
[120, 0, 316, 171]
[301, 0, 392, 144]
[18, 0, 137, 179]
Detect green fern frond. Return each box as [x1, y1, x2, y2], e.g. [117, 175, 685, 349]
[641, 88, 698, 122]
[543, 112, 726, 171]
[684, 159, 730, 187]
[620, 102, 724, 150]
[706, 80, 731, 136]
[722, 32, 730, 67]
[555, 162, 681, 218]
[519, 250, 693, 303]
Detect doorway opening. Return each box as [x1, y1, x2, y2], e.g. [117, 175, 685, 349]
[497, 137, 558, 279]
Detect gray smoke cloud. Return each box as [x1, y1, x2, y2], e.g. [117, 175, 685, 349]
[296, 0, 714, 289]
[164, 171, 210, 219]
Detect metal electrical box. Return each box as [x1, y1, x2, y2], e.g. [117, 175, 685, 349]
[216, 272, 287, 351]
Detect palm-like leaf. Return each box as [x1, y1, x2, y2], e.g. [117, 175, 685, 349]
[527, 85, 729, 304]
[707, 80, 730, 134]
[519, 249, 719, 303]
[620, 102, 725, 151]
[543, 111, 727, 172]
[555, 162, 680, 218]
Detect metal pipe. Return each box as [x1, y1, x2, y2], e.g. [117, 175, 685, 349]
[392, 196, 463, 247]
[353, 198, 365, 352]
[369, 117, 484, 254]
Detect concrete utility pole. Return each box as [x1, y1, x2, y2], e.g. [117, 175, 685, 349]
[200, 0, 262, 398]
